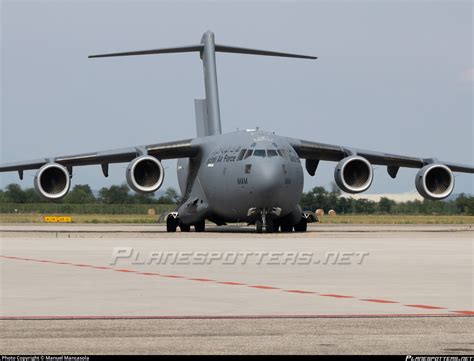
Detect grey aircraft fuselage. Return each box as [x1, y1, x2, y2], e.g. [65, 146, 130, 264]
[177, 130, 303, 225]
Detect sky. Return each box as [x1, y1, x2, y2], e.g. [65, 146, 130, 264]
[1, 0, 473, 195]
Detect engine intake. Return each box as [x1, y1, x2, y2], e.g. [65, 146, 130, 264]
[415, 164, 454, 200]
[334, 156, 373, 193]
[34, 163, 71, 200]
[126, 155, 164, 193]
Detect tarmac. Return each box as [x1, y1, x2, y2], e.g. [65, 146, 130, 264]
[0, 223, 472, 354]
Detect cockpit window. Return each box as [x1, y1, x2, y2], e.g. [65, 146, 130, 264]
[243, 149, 253, 159]
[253, 149, 266, 157]
[235, 148, 288, 160]
[237, 149, 246, 161]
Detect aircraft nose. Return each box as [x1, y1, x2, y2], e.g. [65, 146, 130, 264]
[252, 160, 285, 205]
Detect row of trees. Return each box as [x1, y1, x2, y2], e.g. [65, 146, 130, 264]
[0, 184, 180, 205]
[300, 186, 474, 215]
[0, 183, 473, 215]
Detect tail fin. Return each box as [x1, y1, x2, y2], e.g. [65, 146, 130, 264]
[194, 99, 209, 137]
[89, 31, 317, 137]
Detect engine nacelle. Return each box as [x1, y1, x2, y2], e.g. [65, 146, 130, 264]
[34, 163, 71, 200]
[126, 155, 164, 193]
[334, 156, 373, 194]
[415, 164, 454, 200]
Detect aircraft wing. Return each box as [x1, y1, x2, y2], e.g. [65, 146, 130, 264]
[0, 138, 197, 177]
[288, 138, 474, 176]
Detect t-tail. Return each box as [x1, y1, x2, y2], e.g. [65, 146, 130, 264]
[89, 30, 317, 137]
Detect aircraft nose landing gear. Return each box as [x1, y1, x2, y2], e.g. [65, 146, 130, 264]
[253, 209, 278, 233]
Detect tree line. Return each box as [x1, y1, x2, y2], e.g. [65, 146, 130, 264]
[300, 186, 473, 215]
[0, 183, 473, 215]
[0, 184, 180, 205]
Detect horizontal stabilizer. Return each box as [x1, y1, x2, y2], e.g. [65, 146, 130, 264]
[89, 44, 316, 60]
[88, 31, 317, 139]
[89, 44, 204, 58]
[215, 44, 317, 60]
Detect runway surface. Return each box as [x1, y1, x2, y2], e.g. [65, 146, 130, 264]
[0, 223, 472, 354]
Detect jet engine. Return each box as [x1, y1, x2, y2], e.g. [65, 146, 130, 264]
[34, 163, 71, 200]
[415, 164, 454, 200]
[334, 156, 373, 193]
[126, 155, 164, 193]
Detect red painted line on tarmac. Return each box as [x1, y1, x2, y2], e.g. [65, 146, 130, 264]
[451, 310, 474, 315]
[249, 285, 279, 290]
[114, 269, 137, 273]
[72, 264, 93, 267]
[1, 254, 464, 316]
[217, 281, 247, 286]
[319, 294, 354, 299]
[161, 275, 186, 279]
[361, 299, 398, 304]
[284, 290, 317, 294]
[188, 278, 214, 282]
[0, 313, 471, 321]
[404, 304, 446, 310]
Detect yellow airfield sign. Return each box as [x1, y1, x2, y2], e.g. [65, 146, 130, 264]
[43, 216, 73, 223]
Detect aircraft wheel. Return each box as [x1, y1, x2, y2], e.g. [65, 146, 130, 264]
[180, 223, 191, 232]
[294, 218, 307, 232]
[280, 224, 293, 232]
[166, 217, 178, 232]
[194, 221, 205, 232]
[265, 218, 275, 233]
[272, 221, 281, 232]
[255, 220, 263, 233]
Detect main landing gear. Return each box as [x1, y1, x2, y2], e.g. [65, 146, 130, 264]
[166, 213, 206, 232]
[194, 220, 206, 232]
[255, 213, 307, 233]
[293, 217, 307, 232]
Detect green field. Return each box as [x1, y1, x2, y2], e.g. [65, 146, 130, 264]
[316, 214, 474, 224]
[0, 213, 473, 225]
[0, 203, 174, 215]
[0, 213, 160, 224]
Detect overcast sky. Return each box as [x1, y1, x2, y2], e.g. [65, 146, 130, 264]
[1, 0, 472, 195]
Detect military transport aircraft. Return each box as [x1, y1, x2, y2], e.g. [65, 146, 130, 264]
[1, 31, 472, 233]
